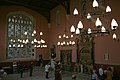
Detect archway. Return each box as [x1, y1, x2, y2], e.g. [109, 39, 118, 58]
[76, 33, 94, 74]
[78, 47, 93, 73]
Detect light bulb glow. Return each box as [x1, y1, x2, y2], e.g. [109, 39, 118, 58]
[93, 0, 99, 8]
[95, 18, 102, 27]
[88, 28, 92, 34]
[73, 8, 78, 15]
[101, 26, 106, 32]
[106, 6, 111, 13]
[70, 25, 75, 33]
[77, 21, 83, 29]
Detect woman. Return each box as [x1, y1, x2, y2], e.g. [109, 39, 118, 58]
[55, 65, 62, 80]
[106, 67, 113, 80]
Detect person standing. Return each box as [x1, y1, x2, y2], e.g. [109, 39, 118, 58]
[50, 58, 55, 70]
[29, 62, 33, 77]
[54, 65, 62, 80]
[45, 63, 50, 79]
[98, 65, 104, 80]
[38, 55, 43, 67]
[17, 61, 21, 73]
[106, 67, 113, 80]
[91, 70, 98, 80]
[19, 63, 23, 78]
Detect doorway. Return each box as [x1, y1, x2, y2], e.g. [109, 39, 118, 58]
[78, 47, 93, 73]
[60, 50, 72, 71]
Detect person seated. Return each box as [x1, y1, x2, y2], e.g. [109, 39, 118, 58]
[2, 71, 7, 80]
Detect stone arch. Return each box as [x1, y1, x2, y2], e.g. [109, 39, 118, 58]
[79, 47, 91, 65]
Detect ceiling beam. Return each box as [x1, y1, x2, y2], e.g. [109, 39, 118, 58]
[57, 0, 70, 14]
[2, 0, 50, 21]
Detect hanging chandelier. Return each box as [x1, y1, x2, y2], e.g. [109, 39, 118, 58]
[57, 15, 75, 46]
[57, 29, 75, 46]
[70, 0, 119, 40]
[8, 30, 47, 48]
[31, 30, 47, 48]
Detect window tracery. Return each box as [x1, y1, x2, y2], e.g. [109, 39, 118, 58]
[7, 12, 35, 59]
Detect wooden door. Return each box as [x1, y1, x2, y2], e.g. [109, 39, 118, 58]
[60, 50, 72, 65]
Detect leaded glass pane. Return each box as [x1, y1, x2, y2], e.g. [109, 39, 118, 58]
[7, 13, 35, 59]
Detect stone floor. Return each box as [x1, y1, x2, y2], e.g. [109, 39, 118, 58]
[5, 66, 91, 80]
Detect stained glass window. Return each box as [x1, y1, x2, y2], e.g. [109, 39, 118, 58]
[7, 12, 35, 59]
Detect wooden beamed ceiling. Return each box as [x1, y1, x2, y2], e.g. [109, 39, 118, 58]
[0, 0, 70, 23]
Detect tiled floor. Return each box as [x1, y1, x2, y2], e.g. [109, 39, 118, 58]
[5, 66, 91, 80]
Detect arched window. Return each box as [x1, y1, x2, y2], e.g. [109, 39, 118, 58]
[7, 11, 35, 60]
[56, 10, 61, 26]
